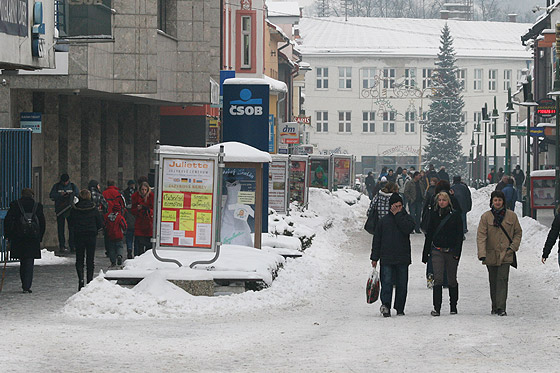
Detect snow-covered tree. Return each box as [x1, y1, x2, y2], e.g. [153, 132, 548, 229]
[423, 24, 466, 178]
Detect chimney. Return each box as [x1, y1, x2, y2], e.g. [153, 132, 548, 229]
[508, 14, 517, 23]
[440, 10, 449, 20]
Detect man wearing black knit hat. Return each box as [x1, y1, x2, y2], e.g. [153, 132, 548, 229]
[371, 193, 416, 317]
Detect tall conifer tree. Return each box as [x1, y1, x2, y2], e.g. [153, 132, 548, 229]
[423, 24, 465, 177]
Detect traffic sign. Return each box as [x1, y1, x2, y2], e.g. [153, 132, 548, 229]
[491, 134, 506, 139]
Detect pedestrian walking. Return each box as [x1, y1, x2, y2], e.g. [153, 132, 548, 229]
[386, 169, 396, 183]
[123, 180, 137, 259]
[542, 206, 560, 266]
[371, 193, 416, 317]
[437, 166, 450, 182]
[103, 180, 126, 213]
[397, 168, 411, 209]
[378, 166, 388, 181]
[477, 190, 522, 316]
[422, 192, 463, 316]
[131, 181, 154, 256]
[69, 189, 104, 291]
[488, 167, 495, 184]
[49, 173, 79, 253]
[502, 178, 517, 211]
[3, 188, 46, 293]
[495, 175, 509, 191]
[404, 171, 425, 234]
[451, 175, 472, 236]
[104, 203, 127, 267]
[496, 167, 504, 182]
[365, 172, 375, 200]
[366, 182, 399, 227]
[88, 180, 108, 214]
[426, 164, 438, 182]
[512, 165, 525, 202]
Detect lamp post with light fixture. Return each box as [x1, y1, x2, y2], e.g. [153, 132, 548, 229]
[503, 88, 516, 175]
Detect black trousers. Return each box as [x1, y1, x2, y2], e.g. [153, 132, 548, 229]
[75, 233, 97, 283]
[20, 258, 34, 291]
[57, 214, 75, 249]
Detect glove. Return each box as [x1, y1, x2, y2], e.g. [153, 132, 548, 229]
[479, 257, 486, 262]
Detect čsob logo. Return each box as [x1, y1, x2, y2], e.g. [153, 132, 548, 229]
[229, 88, 263, 116]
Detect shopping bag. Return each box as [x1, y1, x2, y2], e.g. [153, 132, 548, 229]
[366, 268, 380, 304]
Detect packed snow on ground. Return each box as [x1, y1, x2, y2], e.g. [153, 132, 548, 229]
[6, 249, 72, 267]
[62, 187, 370, 319]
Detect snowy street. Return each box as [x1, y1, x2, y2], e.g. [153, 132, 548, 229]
[2, 188, 560, 372]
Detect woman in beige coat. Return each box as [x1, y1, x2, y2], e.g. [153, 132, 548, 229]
[477, 190, 522, 316]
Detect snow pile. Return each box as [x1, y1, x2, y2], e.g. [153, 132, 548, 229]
[6, 249, 72, 267]
[62, 188, 370, 319]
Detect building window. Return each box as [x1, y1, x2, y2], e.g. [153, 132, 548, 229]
[504, 70, 512, 91]
[405, 111, 415, 133]
[157, 0, 177, 37]
[404, 68, 416, 88]
[382, 112, 396, 133]
[363, 111, 375, 132]
[338, 67, 352, 89]
[338, 111, 351, 132]
[316, 111, 328, 132]
[361, 68, 376, 89]
[456, 69, 466, 91]
[422, 68, 433, 89]
[474, 69, 483, 91]
[316, 67, 328, 89]
[473, 111, 482, 124]
[488, 69, 497, 92]
[382, 68, 395, 88]
[241, 16, 251, 68]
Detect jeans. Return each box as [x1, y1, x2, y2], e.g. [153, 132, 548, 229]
[487, 264, 510, 312]
[107, 239, 124, 265]
[409, 201, 423, 232]
[75, 233, 97, 284]
[135, 236, 152, 256]
[20, 258, 34, 291]
[380, 263, 409, 313]
[516, 185, 523, 203]
[125, 230, 136, 254]
[57, 214, 75, 249]
[461, 212, 467, 234]
[431, 249, 459, 287]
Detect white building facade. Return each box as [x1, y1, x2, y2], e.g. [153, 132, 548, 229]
[298, 17, 533, 175]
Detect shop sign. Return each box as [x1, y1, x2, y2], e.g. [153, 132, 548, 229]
[20, 112, 41, 133]
[536, 98, 556, 118]
[0, 0, 28, 37]
[279, 122, 299, 144]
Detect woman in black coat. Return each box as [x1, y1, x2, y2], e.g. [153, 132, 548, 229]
[3, 188, 46, 293]
[68, 189, 104, 290]
[542, 208, 560, 266]
[422, 191, 463, 316]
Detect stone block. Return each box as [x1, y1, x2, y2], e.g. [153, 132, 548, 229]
[192, 21, 204, 42]
[169, 280, 214, 296]
[176, 51, 193, 72]
[115, 14, 137, 28]
[192, 1, 204, 22]
[113, 79, 137, 93]
[114, 0, 136, 14]
[114, 28, 137, 54]
[177, 1, 193, 21]
[113, 54, 137, 80]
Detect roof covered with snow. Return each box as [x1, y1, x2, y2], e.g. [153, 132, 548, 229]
[267, 1, 301, 17]
[298, 17, 532, 59]
[159, 142, 272, 163]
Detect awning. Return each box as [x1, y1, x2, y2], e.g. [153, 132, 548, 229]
[224, 76, 288, 94]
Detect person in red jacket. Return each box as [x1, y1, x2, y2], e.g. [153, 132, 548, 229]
[104, 203, 127, 267]
[103, 180, 126, 213]
[131, 181, 154, 256]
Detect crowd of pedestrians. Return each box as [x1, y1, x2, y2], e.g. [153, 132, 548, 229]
[3, 174, 154, 293]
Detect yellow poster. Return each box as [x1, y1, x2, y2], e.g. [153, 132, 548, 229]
[163, 193, 184, 208]
[161, 210, 176, 222]
[191, 194, 212, 210]
[197, 212, 212, 224]
[179, 210, 195, 231]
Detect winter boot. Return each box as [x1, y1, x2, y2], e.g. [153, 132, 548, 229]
[431, 285, 442, 316]
[127, 251, 133, 260]
[86, 267, 94, 284]
[117, 255, 123, 266]
[77, 270, 84, 291]
[449, 285, 459, 315]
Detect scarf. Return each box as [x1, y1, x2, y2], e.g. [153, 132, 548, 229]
[491, 206, 506, 227]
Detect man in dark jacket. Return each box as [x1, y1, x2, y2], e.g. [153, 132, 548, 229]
[49, 173, 79, 253]
[426, 164, 438, 181]
[437, 166, 450, 182]
[371, 193, 416, 317]
[404, 172, 425, 233]
[3, 188, 46, 293]
[365, 172, 375, 200]
[451, 176, 472, 235]
[512, 165, 525, 202]
[69, 189, 104, 290]
[495, 175, 509, 192]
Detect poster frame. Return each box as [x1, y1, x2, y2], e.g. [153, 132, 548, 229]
[288, 155, 309, 208]
[154, 151, 221, 253]
[309, 154, 333, 192]
[270, 154, 290, 214]
[331, 154, 354, 188]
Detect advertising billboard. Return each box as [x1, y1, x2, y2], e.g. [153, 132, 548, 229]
[269, 156, 289, 214]
[289, 156, 309, 207]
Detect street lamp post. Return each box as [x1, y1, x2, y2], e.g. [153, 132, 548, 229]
[504, 88, 516, 175]
[482, 103, 490, 184]
[470, 134, 476, 187]
[549, 64, 560, 213]
[490, 96, 500, 180]
[474, 121, 482, 187]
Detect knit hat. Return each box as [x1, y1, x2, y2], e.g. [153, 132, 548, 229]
[389, 193, 403, 206]
[60, 173, 70, 182]
[127, 179, 136, 186]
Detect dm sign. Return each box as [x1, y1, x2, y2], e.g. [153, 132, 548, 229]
[279, 122, 300, 144]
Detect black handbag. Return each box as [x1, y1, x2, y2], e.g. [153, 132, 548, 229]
[497, 221, 518, 269]
[364, 207, 379, 235]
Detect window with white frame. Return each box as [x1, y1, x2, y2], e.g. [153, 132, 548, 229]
[488, 69, 497, 91]
[382, 68, 395, 88]
[316, 67, 328, 89]
[503, 70, 512, 91]
[404, 68, 416, 87]
[338, 67, 352, 89]
[338, 111, 351, 132]
[405, 111, 415, 133]
[422, 68, 433, 89]
[361, 68, 376, 89]
[241, 16, 251, 68]
[382, 111, 396, 133]
[362, 111, 375, 132]
[456, 69, 466, 91]
[474, 69, 483, 91]
[316, 111, 328, 132]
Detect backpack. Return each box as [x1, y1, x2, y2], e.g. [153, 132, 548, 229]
[16, 200, 41, 239]
[105, 212, 125, 241]
[420, 197, 434, 234]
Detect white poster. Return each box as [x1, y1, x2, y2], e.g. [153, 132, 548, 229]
[160, 222, 174, 244]
[162, 159, 214, 193]
[269, 160, 288, 213]
[196, 223, 212, 246]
